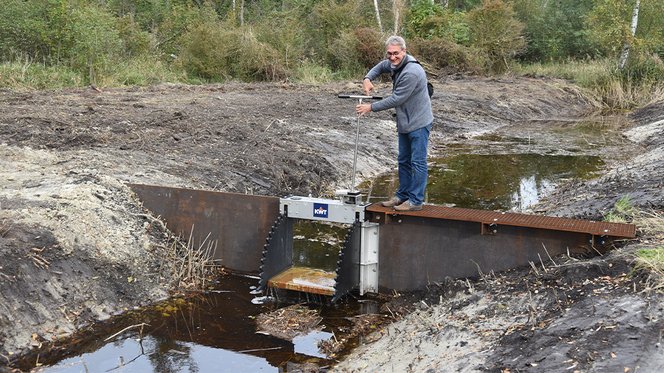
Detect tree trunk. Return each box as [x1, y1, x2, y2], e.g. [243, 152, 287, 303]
[373, 0, 384, 34]
[618, 0, 640, 70]
[392, 0, 403, 35]
[240, 0, 245, 26]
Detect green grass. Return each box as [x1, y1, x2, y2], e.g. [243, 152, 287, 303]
[604, 197, 664, 291]
[292, 61, 334, 84]
[637, 247, 664, 262]
[105, 57, 184, 87]
[0, 56, 188, 89]
[514, 59, 610, 87]
[636, 247, 664, 292]
[514, 58, 664, 111]
[0, 60, 82, 89]
[604, 196, 638, 223]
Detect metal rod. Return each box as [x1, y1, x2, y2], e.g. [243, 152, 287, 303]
[351, 98, 362, 192]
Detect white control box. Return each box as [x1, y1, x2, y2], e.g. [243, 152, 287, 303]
[280, 195, 367, 224]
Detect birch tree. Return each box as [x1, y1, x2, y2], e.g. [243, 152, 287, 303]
[618, 0, 640, 69]
[373, 0, 384, 33]
[240, 0, 244, 26]
[392, 0, 406, 34]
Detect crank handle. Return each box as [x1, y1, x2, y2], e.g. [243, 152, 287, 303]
[338, 94, 383, 100]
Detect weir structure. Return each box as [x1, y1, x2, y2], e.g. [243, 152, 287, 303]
[129, 183, 636, 301]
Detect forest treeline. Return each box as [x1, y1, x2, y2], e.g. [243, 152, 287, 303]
[1, 0, 663, 109]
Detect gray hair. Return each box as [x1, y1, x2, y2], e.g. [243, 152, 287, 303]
[385, 35, 406, 50]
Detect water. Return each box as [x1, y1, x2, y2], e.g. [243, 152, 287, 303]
[17, 275, 375, 372]
[366, 153, 603, 211]
[292, 220, 347, 271]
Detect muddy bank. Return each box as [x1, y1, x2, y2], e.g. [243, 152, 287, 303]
[533, 101, 664, 220]
[0, 76, 661, 370]
[0, 155, 173, 364]
[333, 249, 664, 372]
[333, 99, 664, 372]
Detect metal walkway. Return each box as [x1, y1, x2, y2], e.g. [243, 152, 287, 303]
[366, 204, 636, 238]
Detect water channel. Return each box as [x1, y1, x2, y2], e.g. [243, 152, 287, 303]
[15, 119, 617, 372]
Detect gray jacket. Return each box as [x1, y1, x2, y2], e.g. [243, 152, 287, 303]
[364, 55, 433, 134]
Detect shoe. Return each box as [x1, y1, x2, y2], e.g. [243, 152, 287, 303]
[394, 201, 423, 211]
[381, 197, 403, 207]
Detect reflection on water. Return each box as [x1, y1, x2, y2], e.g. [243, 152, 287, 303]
[367, 154, 603, 211]
[292, 220, 348, 272]
[43, 337, 275, 372]
[17, 275, 374, 372]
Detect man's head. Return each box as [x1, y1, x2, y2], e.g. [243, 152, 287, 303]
[385, 35, 406, 66]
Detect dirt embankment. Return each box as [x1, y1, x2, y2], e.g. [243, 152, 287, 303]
[333, 98, 664, 372]
[1, 77, 662, 371]
[533, 99, 664, 220]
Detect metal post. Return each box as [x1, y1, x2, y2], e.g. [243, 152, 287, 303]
[359, 221, 380, 295]
[351, 98, 362, 192]
[337, 94, 382, 196]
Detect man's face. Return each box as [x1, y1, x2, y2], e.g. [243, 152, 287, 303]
[386, 44, 405, 65]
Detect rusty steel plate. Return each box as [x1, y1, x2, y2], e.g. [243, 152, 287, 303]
[268, 266, 336, 296]
[128, 183, 280, 273]
[366, 204, 636, 238]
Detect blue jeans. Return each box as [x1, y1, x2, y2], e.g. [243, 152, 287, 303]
[395, 123, 431, 206]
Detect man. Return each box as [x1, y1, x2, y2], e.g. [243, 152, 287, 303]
[356, 35, 433, 212]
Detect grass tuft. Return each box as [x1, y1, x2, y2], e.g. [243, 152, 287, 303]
[603, 197, 664, 291]
[293, 61, 334, 84]
[635, 246, 664, 293]
[604, 196, 639, 223]
[0, 59, 82, 89]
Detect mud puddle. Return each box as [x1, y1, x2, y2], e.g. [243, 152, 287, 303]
[362, 119, 621, 210]
[13, 275, 379, 372]
[366, 153, 603, 211]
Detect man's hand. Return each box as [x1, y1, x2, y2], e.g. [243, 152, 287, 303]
[362, 78, 374, 95]
[356, 103, 372, 116]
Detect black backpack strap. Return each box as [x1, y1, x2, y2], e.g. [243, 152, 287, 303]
[391, 60, 433, 97]
[390, 60, 419, 81]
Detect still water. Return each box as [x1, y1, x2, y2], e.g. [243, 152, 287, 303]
[366, 153, 603, 211]
[20, 275, 373, 372]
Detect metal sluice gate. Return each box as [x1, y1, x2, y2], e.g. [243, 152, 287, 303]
[129, 183, 636, 302]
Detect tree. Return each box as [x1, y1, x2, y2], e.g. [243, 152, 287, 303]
[467, 0, 525, 73]
[513, 0, 596, 61]
[373, 0, 383, 33]
[618, 0, 640, 69]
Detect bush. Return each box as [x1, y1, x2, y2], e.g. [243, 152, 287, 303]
[116, 15, 153, 58]
[67, 4, 123, 84]
[467, 0, 526, 73]
[177, 22, 286, 82]
[353, 27, 384, 69]
[0, 0, 49, 60]
[404, 0, 471, 45]
[324, 28, 382, 76]
[154, 3, 219, 58]
[307, 0, 368, 68]
[514, 0, 597, 61]
[409, 37, 482, 74]
[251, 9, 307, 73]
